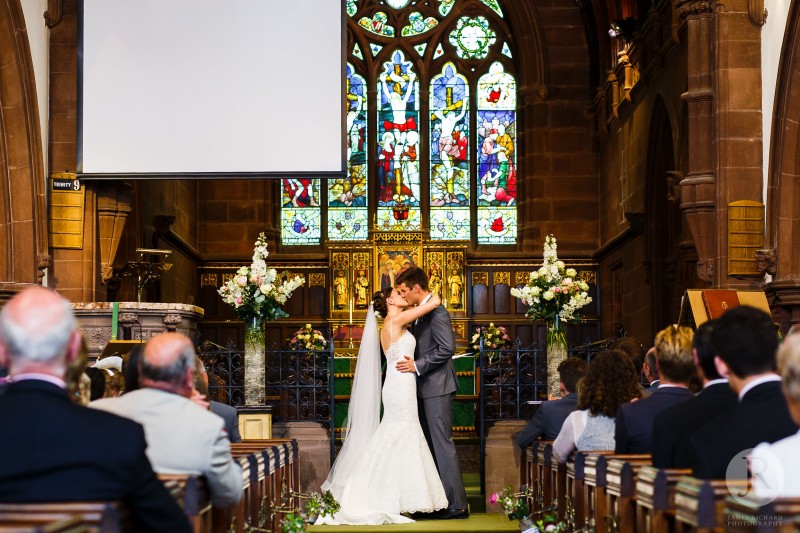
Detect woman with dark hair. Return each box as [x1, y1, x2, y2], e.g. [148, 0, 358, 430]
[318, 286, 448, 525]
[553, 350, 641, 462]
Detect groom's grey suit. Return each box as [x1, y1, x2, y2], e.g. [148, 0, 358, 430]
[413, 303, 468, 512]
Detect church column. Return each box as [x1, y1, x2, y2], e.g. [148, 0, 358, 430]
[677, 0, 716, 285]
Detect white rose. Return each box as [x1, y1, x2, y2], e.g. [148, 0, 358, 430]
[543, 290, 554, 301]
[566, 268, 577, 277]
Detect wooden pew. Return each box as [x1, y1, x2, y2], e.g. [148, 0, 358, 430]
[550, 448, 568, 520]
[565, 452, 586, 529]
[534, 442, 554, 515]
[605, 456, 651, 532]
[674, 476, 748, 532]
[725, 494, 800, 533]
[582, 452, 613, 532]
[635, 465, 692, 532]
[0, 502, 130, 533]
[157, 474, 212, 533]
[231, 439, 299, 533]
[523, 441, 538, 514]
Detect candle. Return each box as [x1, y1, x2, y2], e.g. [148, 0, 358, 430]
[111, 301, 119, 340]
[349, 299, 353, 325]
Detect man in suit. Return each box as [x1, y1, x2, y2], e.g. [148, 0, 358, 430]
[92, 332, 243, 507]
[0, 287, 190, 532]
[643, 347, 660, 392]
[615, 325, 696, 454]
[651, 319, 737, 467]
[396, 267, 468, 519]
[512, 357, 587, 448]
[686, 306, 798, 479]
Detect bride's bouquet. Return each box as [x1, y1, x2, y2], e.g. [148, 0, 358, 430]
[218, 232, 305, 323]
[510, 234, 592, 323]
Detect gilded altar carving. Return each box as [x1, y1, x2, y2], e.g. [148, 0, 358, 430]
[493, 272, 511, 286]
[514, 272, 529, 286]
[472, 272, 488, 286]
[309, 273, 326, 287]
[200, 273, 218, 288]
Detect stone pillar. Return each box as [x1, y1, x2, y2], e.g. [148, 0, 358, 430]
[677, 0, 717, 286]
[271, 421, 331, 494]
[484, 419, 528, 512]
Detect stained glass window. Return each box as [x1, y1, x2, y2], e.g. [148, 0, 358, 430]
[429, 62, 470, 240]
[281, 179, 322, 245]
[477, 62, 517, 244]
[376, 51, 421, 231]
[329, 64, 369, 241]
[282, 0, 519, 246]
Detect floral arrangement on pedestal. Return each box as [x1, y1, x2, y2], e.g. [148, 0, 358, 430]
[510, 235, 592, 398]
[218, 232, 304, 406]
[289, 324, 328, 352]
[471, 322, 512, 366]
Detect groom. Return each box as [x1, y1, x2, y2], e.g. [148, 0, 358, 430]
[395, 267, 468, 519]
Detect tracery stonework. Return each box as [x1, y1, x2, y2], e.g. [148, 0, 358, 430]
[675, 0, 715, 19]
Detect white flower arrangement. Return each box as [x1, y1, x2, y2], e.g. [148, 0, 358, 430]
[510, 235, 592, 323]
[218, 232, 304, 322]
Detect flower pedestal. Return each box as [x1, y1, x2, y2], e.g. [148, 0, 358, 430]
[546, 318, 567, 399]
[244, 317, 266, 406]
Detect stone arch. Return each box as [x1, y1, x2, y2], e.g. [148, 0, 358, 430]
[645, 95, 699, 331]
[0, 0, 47, 293]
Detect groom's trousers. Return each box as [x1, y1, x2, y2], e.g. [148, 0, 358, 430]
[418, 391, 468, 511]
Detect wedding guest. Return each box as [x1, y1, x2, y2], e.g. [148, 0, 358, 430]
[91, 332, 243, 507]
[0, 286, 190, 532]
[195, 360, 241, 443]
[513, 357, 587, 449]
[642, 347, 660, 392]
[610, 336, 647, 391]
[651, 319, 737, 468]
[751, 332, 800, 496]
[553, 350, 641, 463]
[615, 325, 695, 454]
[687, 306, 798, 479]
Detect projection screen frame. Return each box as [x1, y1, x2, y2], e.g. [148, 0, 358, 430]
[76, 0, 347, 180]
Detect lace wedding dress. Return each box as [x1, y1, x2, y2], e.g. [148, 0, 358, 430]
[316, 320, 448, 525]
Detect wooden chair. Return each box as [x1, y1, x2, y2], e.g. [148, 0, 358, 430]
[674, 476, 748, 532]
[0, 502, 130, 533]
[634, 465, 692, 532]
[725, 494, 800, 533]
[604, 456, 650, 532]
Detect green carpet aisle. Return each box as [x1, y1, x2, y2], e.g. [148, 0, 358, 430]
[308, 474, 519, 532]
[307, 512, 519, 532]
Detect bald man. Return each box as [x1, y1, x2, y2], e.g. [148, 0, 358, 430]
[0, 287, 190, 531]
[92, 332, 243, 508]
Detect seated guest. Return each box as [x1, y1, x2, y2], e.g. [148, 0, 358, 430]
[512, 357, 588, 448]
[194, 360, 241, 443]
[122, 344, 144, 393]
[651, 319, 737, 467]
[84, 366, 106, 401]
[611, 336, 648, 392]
[0, 287, 190, 532]
[91, 332, 243, 507]
[687, 306, 799, 479]
[751, 333, 800, 496]
[642, 347, 660, 392]
[553, 350, 641, 462]
[615, 325, 695, 454]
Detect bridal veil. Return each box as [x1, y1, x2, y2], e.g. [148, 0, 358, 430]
[321, 304, 381, 496]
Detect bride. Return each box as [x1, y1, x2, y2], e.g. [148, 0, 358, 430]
[316, 287, 448, 525]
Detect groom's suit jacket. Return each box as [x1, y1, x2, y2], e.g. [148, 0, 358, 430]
[413, 305, 458, 398]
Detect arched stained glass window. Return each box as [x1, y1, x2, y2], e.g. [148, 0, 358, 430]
[376, 51, 421, 231]
[477, 62, 517, 244]
[329, 65, 369, 241]
[281, 0, 518, 246]
[429, 62, 470, 240]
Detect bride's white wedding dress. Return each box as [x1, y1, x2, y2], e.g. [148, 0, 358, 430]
[316, 326, 448, 525]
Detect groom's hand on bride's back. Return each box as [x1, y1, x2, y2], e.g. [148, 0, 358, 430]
[396, 355, 417, 373]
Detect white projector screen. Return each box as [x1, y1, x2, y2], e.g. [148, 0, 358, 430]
[78, 0, 345, 179]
